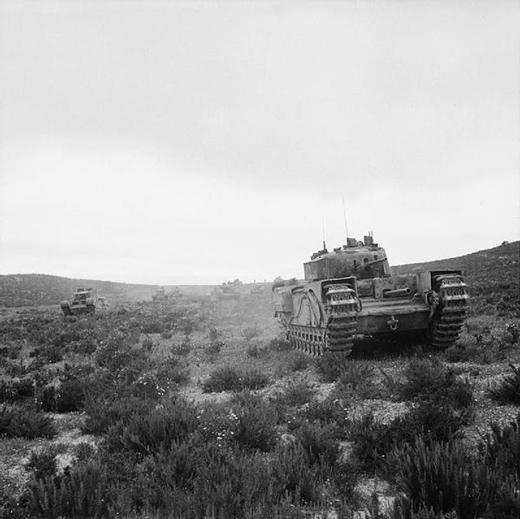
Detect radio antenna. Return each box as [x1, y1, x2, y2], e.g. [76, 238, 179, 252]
[342, 197, 349, 243]
[322, 216, 327, 250]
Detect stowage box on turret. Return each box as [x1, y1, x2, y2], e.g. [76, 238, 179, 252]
[273, 233, 469, 355]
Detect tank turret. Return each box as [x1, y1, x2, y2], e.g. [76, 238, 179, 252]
[305, 236, 391, 281]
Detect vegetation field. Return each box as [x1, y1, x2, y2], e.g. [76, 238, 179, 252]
[0, 241, 518, 518]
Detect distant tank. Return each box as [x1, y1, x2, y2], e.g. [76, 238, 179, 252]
[152, 287, 169, 302]
[170, 287, 182, 298]
[60, 288, 106, 316]
[212, 280, 242, 301]
[273, 233, 469, 355]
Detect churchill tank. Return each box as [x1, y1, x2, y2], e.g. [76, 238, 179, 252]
[152, 287, 169, 302]
[60, 288, 106, 316]
[273, 233, 469, 355]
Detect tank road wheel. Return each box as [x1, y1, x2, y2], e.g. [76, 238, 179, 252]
[430, 274, 469, 350]
[285, 325, 326, 357]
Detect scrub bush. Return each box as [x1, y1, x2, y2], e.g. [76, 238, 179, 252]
[25, 459, 112, 519]
[390, 438, 497, 519]
[489, 364, 520, 405]
[104, 397, 199, 455]
[299, 396, 350, 438]
[292, 420, 340, 471]
[229, 391, 278, 452]
[316, 353, 352, 383]
[0, 403, 56, 439]
[82, 396, 156, 435]
[0, 377, 34, 403]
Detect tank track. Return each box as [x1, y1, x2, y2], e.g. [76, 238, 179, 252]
[285, 284, 359, 356]
[286, 324, 327, 356]
[431, 275, 469, 349]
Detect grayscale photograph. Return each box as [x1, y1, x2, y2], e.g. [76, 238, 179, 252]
[0, 1, 519, 517]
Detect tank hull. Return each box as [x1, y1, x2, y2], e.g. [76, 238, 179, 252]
[356, 299, 430, 335]
[60, 289, 105, 316]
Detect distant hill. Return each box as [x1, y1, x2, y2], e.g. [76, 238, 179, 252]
[0, 273, 264, 308]
[0, 274, 155, 307]
[0, 242, 518, 313]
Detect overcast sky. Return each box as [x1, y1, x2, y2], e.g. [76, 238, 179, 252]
[1, 0, 519, 285]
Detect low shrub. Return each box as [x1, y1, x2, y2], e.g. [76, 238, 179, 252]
[287, 352, 311, 372]
[0, 377, 34, 403]
[142, 337, 154, 352]
[273, 376, 315, 408]
[95, 331, 144, 377]
[3, 360, 28, 378]
[171, 334, 192, 356]
[489, 364, 520, 405]
[246, 343, 260, 358]
[73, 442, 96, 462]
[400, 357, 453, 400]
[189, 443, 276, 518]
[405, 402, 473, 443]
[292, 420, 340, 472]
[484, 413, 520, 478]
[130, 371, 166, 400]
[347, 412, 408, 471]
[240, 369, 270, 390]
[299, 396, 350, 439]
[197, 402, 238, 446]
[205, 328, 225, 361]
[24, 458, 112, 519]
[399, 357, 475, 415]
[268, 337, 292, 352]
[39, 379, 86, 413]
[390, 438, 497, 519]
[82, 395, 156, 435]
[445, 342, 485, 364]
[348, 400, 472, 473]
[0, 488, 23, 519]
[70, 338, 97, 355]
[480, 415, 520, 517]
[104, 397, 199, 455]
[31, 343, 63, 364]
[241, 325, 260, 342]
[229, 391, 278, 452]
[156, 357, 191, 388]
[0, 404, 56, 439]
[334, 361, 378, 399]
[316, 353, 352, 383]
[25, 445, 65, 480]
[202, 366, 240, 392]
[135, 440, 279, 518]
[271, 442, 323, 504]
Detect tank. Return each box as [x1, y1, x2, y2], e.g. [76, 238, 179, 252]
[152, 286, 169, 302]
[60, 288, 106, 316]
[273, 233, 469, 355]
[211, 280, 242, 301]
